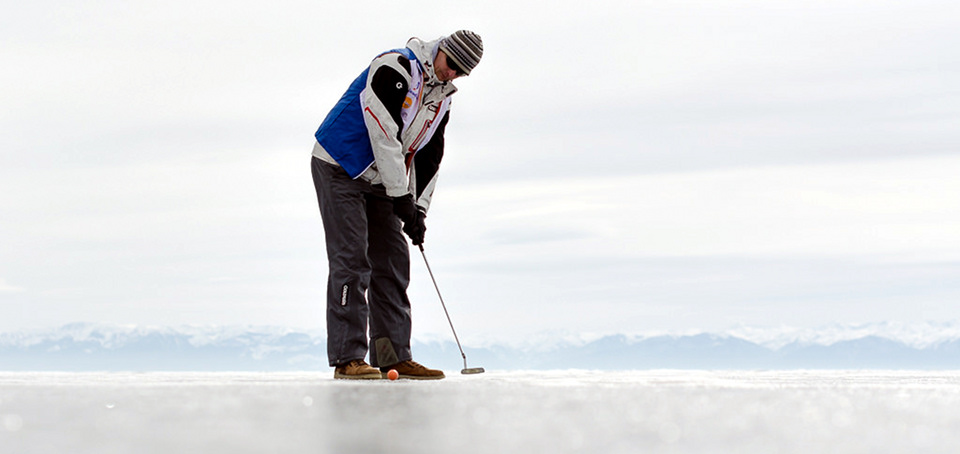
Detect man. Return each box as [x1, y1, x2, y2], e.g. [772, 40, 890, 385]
[310, 31, 483, 380]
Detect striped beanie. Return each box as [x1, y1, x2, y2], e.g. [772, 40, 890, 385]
[439, 30, 483, 75]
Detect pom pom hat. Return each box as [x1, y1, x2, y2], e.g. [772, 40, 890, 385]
[439, 30, 483, 76]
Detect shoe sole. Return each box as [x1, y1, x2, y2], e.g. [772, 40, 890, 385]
[333, 371, 384, 380]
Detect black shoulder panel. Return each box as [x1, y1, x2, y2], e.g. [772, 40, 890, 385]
[370, 63, 409, 134]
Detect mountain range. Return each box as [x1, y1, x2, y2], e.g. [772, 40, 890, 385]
[2, 322, 960, 371]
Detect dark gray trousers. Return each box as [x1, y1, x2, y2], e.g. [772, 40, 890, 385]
[311, 157, 412, 367]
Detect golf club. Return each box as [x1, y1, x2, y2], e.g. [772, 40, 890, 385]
[419, 244, 485, 375]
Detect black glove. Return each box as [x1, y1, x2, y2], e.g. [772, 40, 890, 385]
[392, 194, 427, 245]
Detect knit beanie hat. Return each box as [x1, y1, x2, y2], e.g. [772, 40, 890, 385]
[439, 30, 483, 75]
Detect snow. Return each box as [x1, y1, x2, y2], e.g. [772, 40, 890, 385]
[724, 320, 960, 350]
[8, 321, 960, 371]
[2, 371, 960, 453]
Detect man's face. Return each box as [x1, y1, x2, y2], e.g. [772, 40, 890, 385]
[434, 51, 465, 82]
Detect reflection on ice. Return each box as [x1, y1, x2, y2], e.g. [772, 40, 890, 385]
[1, 370, 960, 453]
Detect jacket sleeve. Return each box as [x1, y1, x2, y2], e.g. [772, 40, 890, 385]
[410, 110, 449, 212]
[361, 53, 413, 197]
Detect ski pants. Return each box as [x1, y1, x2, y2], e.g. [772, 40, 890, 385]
[311, 156, 413, 367]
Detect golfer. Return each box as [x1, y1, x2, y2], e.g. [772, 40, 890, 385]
[310, 31, 483, 379]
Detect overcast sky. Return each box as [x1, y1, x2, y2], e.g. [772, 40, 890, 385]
[2, 0, 959, 345]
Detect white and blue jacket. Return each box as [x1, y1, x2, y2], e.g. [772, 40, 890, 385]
[313, 37, 455, 211]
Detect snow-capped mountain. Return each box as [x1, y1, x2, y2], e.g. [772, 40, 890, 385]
[0, 323, 327, 371]
[2, 322, 960, 371]
[723, 321, 960, 350]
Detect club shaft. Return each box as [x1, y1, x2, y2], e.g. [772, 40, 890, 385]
[419, 245, 469, 370]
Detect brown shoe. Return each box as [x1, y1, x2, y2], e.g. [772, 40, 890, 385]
[334, 359, 383, 380]
[381, 360, 445, 380]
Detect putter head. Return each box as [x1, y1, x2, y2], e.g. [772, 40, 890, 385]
[461, 367, 485, 375]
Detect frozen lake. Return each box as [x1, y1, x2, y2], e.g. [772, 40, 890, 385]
[2, 370, 960, 453]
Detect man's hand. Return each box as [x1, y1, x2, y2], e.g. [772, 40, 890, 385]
[392, 194, 426, 245]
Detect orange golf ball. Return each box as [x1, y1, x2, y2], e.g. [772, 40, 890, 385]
[387, 369, 399, 380]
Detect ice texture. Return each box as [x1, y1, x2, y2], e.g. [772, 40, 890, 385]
[1, 370, 959, 453]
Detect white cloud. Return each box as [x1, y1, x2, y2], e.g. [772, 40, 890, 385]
[434, 155, 960, 260]
[1, 0, 959, 340]
[0, 279, 24, 294]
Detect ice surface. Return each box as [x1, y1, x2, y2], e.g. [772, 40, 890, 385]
[2, 370, 960, 453]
